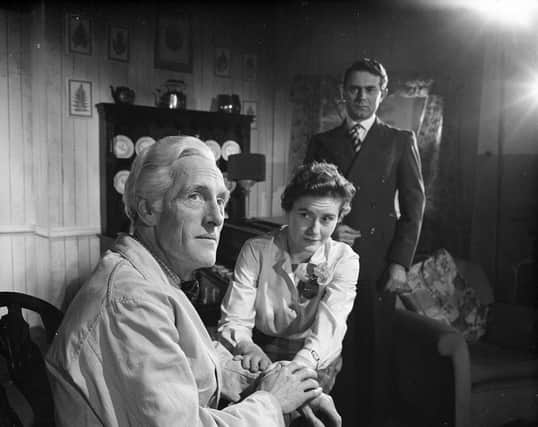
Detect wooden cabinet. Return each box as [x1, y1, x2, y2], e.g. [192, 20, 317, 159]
[97, 103, 252, 240]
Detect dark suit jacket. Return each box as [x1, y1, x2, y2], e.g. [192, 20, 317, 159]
[305, 119, 425, 285]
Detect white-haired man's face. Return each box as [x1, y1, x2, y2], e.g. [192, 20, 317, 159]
[154, 155, 229, 279]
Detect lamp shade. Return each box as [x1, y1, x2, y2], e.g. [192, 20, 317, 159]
[227, 153, 266, 182]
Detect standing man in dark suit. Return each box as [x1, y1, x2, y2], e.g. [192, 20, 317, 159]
[304, 58, 425, 426]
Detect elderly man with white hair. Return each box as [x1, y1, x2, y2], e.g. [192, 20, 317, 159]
[46, 136, 340, 427]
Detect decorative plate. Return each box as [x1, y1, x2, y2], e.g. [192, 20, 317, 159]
[113, 170, 130, 195]
[204, 139, 221, 161]
[135, 136, 156, 155]
[112, 135, 134, 159]
[221, 140, 241, 161]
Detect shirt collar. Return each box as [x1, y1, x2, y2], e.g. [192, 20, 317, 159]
[345, 114, 376, 134]
[274, 226, 330, 269]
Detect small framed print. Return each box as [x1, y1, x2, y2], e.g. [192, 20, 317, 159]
[68, 79, 92, 117]
[66, 13, 92, 55]
[108, 25, 129, 62]
[243, 100, 257, 129]
[154, 12, 192, 73]
[242, 54, 257, 81]
[215, 47, 231, 77]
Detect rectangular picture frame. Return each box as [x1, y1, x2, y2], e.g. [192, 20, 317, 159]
[215, 47, 231, 77]
[154, 12, 192, 73]
[66, 12, 92, 55]
[68, 79, 93, 117]
[108, 25, 129, 62]
[243, 100, 257, 129]
[242, 53, 257, 81]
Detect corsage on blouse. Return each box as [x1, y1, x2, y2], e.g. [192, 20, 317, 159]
[295, 262, 331, 299]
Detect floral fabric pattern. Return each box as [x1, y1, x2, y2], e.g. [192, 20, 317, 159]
[400, 248, 489, 343]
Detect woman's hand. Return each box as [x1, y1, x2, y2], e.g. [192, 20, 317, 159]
[258, 362, 322, 414]
[233, 341, 272, 373]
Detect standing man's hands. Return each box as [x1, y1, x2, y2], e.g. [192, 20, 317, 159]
[333, 224, 361, 247]
[384, 263, 408, 293]
[258, 362, 322, 414]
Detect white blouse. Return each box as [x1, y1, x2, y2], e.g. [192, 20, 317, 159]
[218, 226, 360, 370]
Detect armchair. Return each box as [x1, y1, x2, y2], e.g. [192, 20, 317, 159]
[389, 260, 537, 427]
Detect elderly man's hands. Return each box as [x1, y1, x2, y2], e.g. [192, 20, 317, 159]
[300, 393, 342, 427]
[233, 341, 272, 373]
[258, 362, 322, 414]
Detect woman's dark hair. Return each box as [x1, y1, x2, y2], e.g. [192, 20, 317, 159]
[281, 161, 356, 218]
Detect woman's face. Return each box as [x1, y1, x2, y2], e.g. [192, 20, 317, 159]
[286, 195, 342, 258]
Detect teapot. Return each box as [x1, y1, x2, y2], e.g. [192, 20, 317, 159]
[154, 79, 186, 109]
[110, 86, 135, 104]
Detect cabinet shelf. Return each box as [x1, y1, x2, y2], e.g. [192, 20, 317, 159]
[97, 103, 252, 240]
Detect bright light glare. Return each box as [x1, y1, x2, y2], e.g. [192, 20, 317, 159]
[435, 0, 538, 28]
[468, 0, 537, 27]
[530, 74, 538, 99]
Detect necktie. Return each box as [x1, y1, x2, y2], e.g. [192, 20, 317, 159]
[181, 279, 201, 302]
[349, 124, 364, 152]
[349, 124, 365, 153]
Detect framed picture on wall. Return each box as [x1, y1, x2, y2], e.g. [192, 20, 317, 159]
[215, 47, 231, 77]
[154, 12, 192, 73]
[242, 54, 257, 81]
[68, 79, 93, 117]
[243, 100, 257, 129]
[66, 13, 92, 55]
[108, 25, 129, 62]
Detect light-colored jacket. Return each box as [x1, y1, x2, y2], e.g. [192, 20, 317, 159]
[46, 234, 284, 427]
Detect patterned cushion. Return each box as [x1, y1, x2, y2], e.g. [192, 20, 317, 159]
[400, 248, 489, 343]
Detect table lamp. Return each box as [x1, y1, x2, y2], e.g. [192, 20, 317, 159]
[227, 153, 266, 218]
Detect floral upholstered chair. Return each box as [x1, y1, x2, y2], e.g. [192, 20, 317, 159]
[391, 249, 537, 427]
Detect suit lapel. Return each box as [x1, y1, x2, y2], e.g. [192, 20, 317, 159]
[344, 118, 392, 177]
[322, 123, 355, 173]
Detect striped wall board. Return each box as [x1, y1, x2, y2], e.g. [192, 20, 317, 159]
[0, 4, 277, 311]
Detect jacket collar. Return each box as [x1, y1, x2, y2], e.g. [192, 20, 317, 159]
[111, 233, 175, 290]
[111, 233, 223, 400]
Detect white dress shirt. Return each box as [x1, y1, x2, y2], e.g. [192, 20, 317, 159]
[346, 114, 376, 141]
[218, 227, 360, 370]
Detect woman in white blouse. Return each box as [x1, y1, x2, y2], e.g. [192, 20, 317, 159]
[218, 161, 359, 392]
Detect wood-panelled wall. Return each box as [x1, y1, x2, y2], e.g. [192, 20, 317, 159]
[0, 3, 279, 312]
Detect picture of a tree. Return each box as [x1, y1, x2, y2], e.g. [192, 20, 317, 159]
[109, 26, 129, 62]
[68, 80, 92, 117]
[73, 84, 88, 112]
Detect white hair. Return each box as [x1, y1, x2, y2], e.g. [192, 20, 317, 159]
[123, 135, 215, 227]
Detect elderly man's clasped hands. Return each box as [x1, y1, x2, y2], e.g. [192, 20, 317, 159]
[244, 359, 342, 427]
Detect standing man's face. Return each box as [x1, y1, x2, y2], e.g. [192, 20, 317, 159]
[343, 70, 387, 121]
